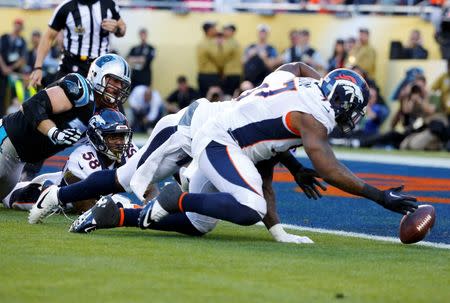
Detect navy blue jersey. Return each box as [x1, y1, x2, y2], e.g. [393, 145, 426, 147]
[3, 73, 95, 163]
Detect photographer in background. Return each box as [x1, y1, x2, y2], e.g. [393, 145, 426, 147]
[354, 75, 434, 149]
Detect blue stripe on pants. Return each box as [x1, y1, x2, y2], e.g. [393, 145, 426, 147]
[205, 141, 259, 195]
[137, 125, 178, 168]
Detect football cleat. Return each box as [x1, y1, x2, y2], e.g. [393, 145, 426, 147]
[69, 196, 120, 233]
[28, 185, 61, 224]
[138, 183, 182, 228]
[138, 198, 168, 229]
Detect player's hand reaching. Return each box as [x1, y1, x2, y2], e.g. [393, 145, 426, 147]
[293, 167, 327, 200]
[269, 224, 314, 244]
[48, 127, 82, 145]
[382, 185, 418, 215]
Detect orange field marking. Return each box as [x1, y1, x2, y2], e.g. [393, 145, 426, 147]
[273, 169, 450, 204]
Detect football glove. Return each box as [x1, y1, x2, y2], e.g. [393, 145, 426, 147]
[293, 167, 327, 200]
[381, 185, 418, 215]
[48, 127, 81, 145]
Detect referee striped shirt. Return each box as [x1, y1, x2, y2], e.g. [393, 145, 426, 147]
[49, 0, 121, 59]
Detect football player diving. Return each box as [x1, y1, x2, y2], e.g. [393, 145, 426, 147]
[31, 63, 328, 244]
[135, 65, 419, 242]
[0, 53, 131, 202]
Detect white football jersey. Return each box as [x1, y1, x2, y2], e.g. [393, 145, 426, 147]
[63, 142, 139, 181]
[175, 98, 236, 156]
[192, 71, 336, 163]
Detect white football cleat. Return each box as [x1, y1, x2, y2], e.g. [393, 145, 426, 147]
[28, 185, 61, 224]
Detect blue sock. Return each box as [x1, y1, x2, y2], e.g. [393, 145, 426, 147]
[181, 192, 261, 226]
[122, 208, 140, 227]
[151, 213, 204, 236]
[58, 170, 122, 205]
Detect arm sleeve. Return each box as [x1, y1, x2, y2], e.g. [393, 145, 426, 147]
[48, 2, 69, 31]
[22, 90, 53, 128]
[57, 73, 92, 107]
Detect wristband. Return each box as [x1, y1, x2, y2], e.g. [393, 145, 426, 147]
[33, 66, 42, 71]
[268, 224, 287, 240]
[361, 183, 384, 204]
[114, 27, 121, 35]
[47, 126, 58, 141]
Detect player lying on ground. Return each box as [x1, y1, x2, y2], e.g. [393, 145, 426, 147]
[3, 109, 138, 213]
[69, 149, 324, 243]
[30, 63, 326, 243]
[0, 54, 131, 201]
[30, 103, 325, 242]
[135, 66, 418, 238]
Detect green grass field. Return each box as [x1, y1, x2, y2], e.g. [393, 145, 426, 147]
[1, 208, 449, 303]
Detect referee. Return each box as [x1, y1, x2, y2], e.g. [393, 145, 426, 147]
[29, 0, 126, 87]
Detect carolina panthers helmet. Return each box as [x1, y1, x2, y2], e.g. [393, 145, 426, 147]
[87, 108, 132, 161]
[87, 54, 131, 107]
[319, 68, 370, 134]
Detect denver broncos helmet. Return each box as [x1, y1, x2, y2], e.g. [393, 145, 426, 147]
[87, 108, 132, 161]
[319, 68, 370, 134]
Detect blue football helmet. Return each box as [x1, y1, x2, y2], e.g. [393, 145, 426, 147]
[319, 68, 370, 134]
[87, 108, 132, 161]
[87, 54, 131, 107]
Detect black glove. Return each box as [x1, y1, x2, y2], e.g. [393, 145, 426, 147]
[381, 185, 418, 215]
[48, 127, 81, 145]
[293, 167, 327, 200]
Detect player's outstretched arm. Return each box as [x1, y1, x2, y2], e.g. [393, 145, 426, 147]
[298, 112, 418, 215]
[275, 62, 321, 80]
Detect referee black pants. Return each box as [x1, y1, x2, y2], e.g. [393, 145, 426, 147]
[198, 73, 221, 98]
[55, 55, 93, 79]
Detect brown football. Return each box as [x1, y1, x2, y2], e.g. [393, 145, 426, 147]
[399, 205, 436, 244]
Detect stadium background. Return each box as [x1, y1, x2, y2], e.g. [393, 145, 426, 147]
[0, 7, 447, 98]
[0, 3, 449, 302]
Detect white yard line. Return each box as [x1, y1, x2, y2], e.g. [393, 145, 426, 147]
[255, 222, 450, 249]
[295, 150, 450, 168]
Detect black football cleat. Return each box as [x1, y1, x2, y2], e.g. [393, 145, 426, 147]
[69, 196, 120, 233]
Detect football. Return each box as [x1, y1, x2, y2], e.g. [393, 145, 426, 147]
[399, 205, 436, 244]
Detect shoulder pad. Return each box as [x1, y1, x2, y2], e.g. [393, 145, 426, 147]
[58, 73, 93, 107]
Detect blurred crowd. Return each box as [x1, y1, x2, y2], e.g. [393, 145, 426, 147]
[1, 16, 449, 151]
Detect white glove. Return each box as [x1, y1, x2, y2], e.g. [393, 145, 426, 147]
[269, 224, 314, 244]
[47, 127, 81, 145]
